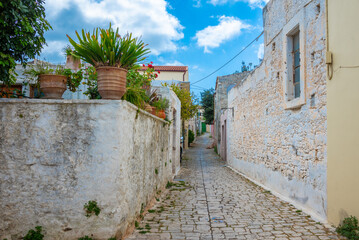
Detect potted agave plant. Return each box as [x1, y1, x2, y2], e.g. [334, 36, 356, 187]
[67, 24, 150, 99]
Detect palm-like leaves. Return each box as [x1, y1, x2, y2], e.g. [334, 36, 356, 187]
[67, 24, 150, 69]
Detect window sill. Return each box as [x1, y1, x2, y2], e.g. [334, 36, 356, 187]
[284, 97, 305, 110]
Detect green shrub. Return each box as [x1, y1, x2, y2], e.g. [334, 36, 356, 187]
[24, 226, 44, 240]
[84, 200, 101, 217]
[188, 129, 195, 145]
[336, 216, 359, 240]
[214, 145, 218, 154]
[78, 236, 93, 240]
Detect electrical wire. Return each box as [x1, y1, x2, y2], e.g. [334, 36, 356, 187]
[191, 31, 264, 86]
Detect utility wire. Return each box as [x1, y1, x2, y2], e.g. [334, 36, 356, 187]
[191, 85, 208, 90]
[191, 31, 264, 86]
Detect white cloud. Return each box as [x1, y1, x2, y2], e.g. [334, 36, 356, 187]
[41, 40, 67, 56]
[164, 60, 184, 66]
[194, 16, 250, 53]
[208, 0, 269, 8]
[45, 0, 184, 55]
[193, 0, 201, 7]
[257, 43, 264, 59]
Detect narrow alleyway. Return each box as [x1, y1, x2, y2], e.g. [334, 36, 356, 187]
[127, 133, 340, 240]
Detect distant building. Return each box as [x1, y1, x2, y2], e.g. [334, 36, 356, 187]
[214, 72, 249, 160]
[140, 65, 196, 150]
[139, 65, 189, 90]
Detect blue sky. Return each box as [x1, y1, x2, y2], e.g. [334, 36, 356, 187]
[41, 0, 268, 97]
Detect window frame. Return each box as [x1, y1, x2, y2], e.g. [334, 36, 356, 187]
[282, 9, 306, 109]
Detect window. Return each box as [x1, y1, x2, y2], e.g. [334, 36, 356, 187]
[282, 9, 306, 109]
[292, 32, 301, 98]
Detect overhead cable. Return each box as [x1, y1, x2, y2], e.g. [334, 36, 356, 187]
[191, 31, 264, 86]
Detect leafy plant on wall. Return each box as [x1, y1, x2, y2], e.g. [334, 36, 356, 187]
[164, 83, 198, 121]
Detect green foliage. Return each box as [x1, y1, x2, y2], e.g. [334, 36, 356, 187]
[123, 64, 161, 108]
[135, 221, 139, 228]
[336, 216, 359, 240]
[166, 181, 174, 189]
[152, 98, 169, 111]
[63, 45, 81, 60]
[0, 0, 52, 85]
[188, 129, 195, 145]
[23, 62, 54, 79]
[24, 63, 83, 93]
[164, 83, 198, 121]
[83, 66, 101, 99]
[122, 69, 147, 108]
[23, 226, 44, 240]
[145, 224, 151, 230]
[214, 145, 218, 154]
[155, 168, 158, 175]
[78, 236, 93, 240]
[200, 88, 214, 124]
[107, 238, 116, 240]
[67, 23, 150, 69]
[84, 200, 101, 217]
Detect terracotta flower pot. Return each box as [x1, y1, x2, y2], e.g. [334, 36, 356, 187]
[151, 107, 157, 115]
[144, 103, 152, 113]
[157, 110, 166, 119]
[96, 66, 127, 99]
[39, 74, 67, 99]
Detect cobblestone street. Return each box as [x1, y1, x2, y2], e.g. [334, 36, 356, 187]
[127, 133, 341, 240]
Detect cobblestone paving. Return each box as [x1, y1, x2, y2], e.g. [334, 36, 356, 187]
[127, 134, 342, 239]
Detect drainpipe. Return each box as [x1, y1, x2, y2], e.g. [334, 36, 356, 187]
[326, 0, 333, 80]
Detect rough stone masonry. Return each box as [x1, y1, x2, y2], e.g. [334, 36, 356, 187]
[226, 0, 328, 220]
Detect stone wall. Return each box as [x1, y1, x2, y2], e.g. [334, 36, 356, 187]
[227, 0, 327, 219]
[214, 72, 249, 157]
[0, 99, 180, 239]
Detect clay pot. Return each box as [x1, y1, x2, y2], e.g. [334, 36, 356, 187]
[157, 110, 166, 119]
[144, 103, 153, 113]
[151, 107, 157, 115]
[39, 74, 67, 99]
[96, 66, 127, 99]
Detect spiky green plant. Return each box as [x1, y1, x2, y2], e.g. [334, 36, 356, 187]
[67, 23, 150, 69]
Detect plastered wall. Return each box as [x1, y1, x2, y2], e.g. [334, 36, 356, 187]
[0, 99, 179, 239]
[327, 0, 359, 226]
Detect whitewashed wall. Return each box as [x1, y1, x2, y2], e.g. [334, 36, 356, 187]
[0, 99, 180, 240]
[153, 86, 181, 175]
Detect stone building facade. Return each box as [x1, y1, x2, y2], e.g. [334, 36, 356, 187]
[214, 72, 249, 159]
[226, 0, 328, 220]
